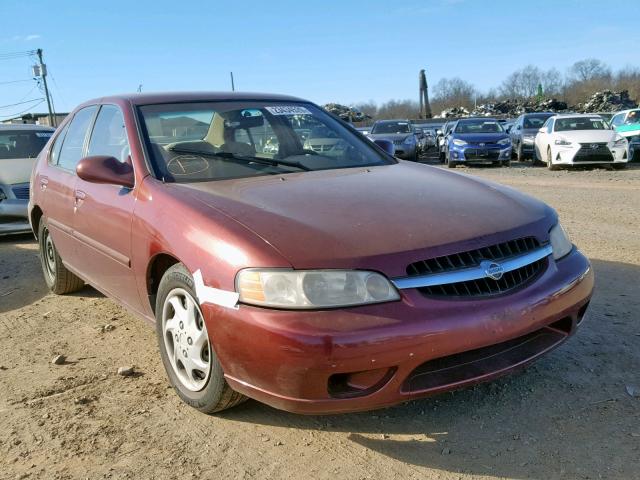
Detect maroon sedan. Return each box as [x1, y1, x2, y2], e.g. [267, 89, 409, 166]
[28, 93, 593, 414]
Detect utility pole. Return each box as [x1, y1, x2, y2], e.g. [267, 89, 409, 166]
[35, 49, 55, 127]
[230, 72, 235, 92]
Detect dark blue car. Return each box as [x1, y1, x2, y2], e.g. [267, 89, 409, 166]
[445, 118, 512, 168]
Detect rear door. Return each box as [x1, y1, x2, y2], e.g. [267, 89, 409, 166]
[71, 104, 140, 309]
[43, 106, 97, 263]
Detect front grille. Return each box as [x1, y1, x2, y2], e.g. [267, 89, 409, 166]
[464, 148, 500, 160]
[393, 139, 404, 146]
[11, 184, 30, 200]
[575, 143, 613, 162]
[407, 237, 547, 298]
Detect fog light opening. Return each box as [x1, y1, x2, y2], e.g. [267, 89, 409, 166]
[328, 367, 396, 399]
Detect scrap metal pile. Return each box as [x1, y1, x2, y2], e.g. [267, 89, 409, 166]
[579, 90, 638, 113]
[323, 103, 371, 122]
[437, 90, 637, 118]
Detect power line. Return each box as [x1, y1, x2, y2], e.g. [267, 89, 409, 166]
[0, 98, 45, 109]
[0, 99, 45, 118]
[0, 78, 33, 86]
[0, 50, 37, 60]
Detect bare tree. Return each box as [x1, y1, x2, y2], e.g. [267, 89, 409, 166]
[568, 59, 611, 82]
[432, 77, 476, 109]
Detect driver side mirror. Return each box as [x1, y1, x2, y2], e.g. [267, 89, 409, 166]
[538, 127, 546, 134]
[373, 139, 395, 156]
[77, 155, 135, 189]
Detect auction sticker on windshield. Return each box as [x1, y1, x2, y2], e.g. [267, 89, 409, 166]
[265, 106, 312, 116]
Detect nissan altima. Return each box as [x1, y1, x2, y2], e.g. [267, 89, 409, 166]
[29, 92, 593, 414]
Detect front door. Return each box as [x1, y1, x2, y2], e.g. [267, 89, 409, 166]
[71, 104, 140, 310]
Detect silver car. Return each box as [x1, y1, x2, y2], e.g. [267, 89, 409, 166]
[0, 124, 54, 235]
[367, 120, 418, 161]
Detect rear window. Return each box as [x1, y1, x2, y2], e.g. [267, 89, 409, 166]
[0, 130, 53, 159]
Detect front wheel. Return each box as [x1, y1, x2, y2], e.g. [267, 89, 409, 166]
[155, 263, 246, 413]
[38, 219, 84, 295]
[612, 163, 627, 170]
[547, 147, 559, 171]
[502, 160, 511, 167]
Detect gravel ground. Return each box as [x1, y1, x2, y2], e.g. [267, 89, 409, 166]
[1, 158, 639, 480]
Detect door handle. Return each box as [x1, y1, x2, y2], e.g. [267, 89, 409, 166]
[74, 189, 86, 207]
[40, 176, 49, 191]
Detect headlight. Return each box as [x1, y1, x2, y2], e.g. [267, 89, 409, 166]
[403, 135, 415, 145]
[497, 138, 511, 146]
[452, 139, 467, 146]
[612, 135, 627, 147]
[236, 269, 400, 309]
[549, 223, 573, 260]
[554, 138, 572, 146]
[523, 135, 535, 144]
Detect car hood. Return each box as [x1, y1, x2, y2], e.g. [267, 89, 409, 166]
[368, 133, 413, 142]
[453, 133, 509, 143]
[555, 130, 615, 143]
[0, 157, 35, 185]
[177, 162, 553, 274]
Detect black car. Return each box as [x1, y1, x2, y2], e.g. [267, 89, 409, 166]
[510, 112, 555, 161]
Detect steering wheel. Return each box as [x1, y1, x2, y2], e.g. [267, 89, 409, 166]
[166, 155, 210, 176]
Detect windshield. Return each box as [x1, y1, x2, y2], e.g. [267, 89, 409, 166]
[554, 118, 608, 132]
[0, 129, 53, 159]
[138, 101, 393, 182]
[523, 115, 553, 129]
[455, 120, 503, 134]
[371, 122, 412, 134]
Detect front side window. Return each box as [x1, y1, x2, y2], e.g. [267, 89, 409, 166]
[87, 105, 130, 163]
[57, 106, 98, 171]
[138, 101, 393, 183]
[554, 117, 608, 132]
[0, 129, 53, 160]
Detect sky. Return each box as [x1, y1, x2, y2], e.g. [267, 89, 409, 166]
[1, 0, 639, 117]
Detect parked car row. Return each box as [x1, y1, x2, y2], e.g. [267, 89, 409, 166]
[429, 111, 633, 170]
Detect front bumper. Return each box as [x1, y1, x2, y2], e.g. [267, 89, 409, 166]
[394, 144, 417, 159]
[553, 144, 628, 165]
[205, 248, 594, 414]
[450, 145, 512, 162]
[0, 183, 30, 235]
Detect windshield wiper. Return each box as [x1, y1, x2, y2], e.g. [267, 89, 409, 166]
[168, 147, 311, 171]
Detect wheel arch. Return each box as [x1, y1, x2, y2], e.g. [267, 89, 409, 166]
[146, 252, 181, 314]
[30, 205, 43, 240]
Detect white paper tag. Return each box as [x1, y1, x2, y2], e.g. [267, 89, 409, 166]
[35, 132, 53, 138]
[192, 269, 239, 309]
[265, 105, 312, 116]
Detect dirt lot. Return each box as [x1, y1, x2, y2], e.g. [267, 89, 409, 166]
[1, 160, 639, 480]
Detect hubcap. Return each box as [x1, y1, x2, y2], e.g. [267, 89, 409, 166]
[43, 229, 56, 280]
[162, 288, 211, 392]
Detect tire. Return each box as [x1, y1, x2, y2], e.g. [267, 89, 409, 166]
[516, 143, 524, 162]
[502, 160, 511, 167]
[155, 263, 246, 414]
[612, 163, 627, 170]
[439, 148, 445, 162]
[547, 147, 559, 171]
[446, 152, 457, 168]
[38, 219, 84, 295]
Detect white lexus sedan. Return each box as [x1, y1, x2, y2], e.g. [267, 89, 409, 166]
[534, 114, 629, 170]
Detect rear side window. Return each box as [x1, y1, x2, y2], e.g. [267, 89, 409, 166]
[87, 105, 130, 163]
[57, 106, 97, 171]
[49, 124, 69, 165]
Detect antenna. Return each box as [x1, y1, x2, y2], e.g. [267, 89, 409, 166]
[230, 72, 235, 92]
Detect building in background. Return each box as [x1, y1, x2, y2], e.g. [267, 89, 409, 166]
[2, 112, 68, 127]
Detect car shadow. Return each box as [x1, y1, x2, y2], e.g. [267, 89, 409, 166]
[222, 258, 640, 479]
[0, 233, 103, 314]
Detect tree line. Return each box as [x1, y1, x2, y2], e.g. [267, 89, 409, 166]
[354, 59, 639, 120]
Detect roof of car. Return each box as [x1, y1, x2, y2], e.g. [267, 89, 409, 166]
[374, 119, 410, 123]
[456, 117, 500, 122]
[551, 113, 605, 118]
[82, 91, 308, 107]
[0, 124, 55, 131]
